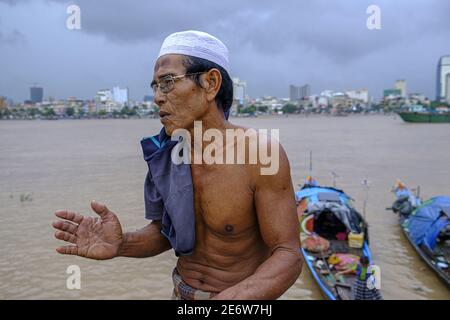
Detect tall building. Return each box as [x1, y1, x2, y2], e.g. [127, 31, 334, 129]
[446, 74, 450, 104]
[394, 80, 407, 97]
[437, 56, 450, 102]
[95, 89, 113, 112]
[289, 84, 310, 101]
[232, 78, 247, 105]
[300, 84, 310, 99]
[112, 86, 129, 105]
[30, 86, 43, 103]
[289, 85, 298, 101]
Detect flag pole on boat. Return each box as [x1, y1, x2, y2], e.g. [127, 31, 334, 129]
[331, 171, 339, 188]
[309, 150, 313, 178]
[361, 178, 370, 220]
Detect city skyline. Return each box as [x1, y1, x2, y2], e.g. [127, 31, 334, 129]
[1, 1, 450, 102]
[0, 76, 442, 105]
[4, 63, 448, 106]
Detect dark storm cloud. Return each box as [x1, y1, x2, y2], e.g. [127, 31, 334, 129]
[44, 0, 450, 63]
[1, 0, 449, 101]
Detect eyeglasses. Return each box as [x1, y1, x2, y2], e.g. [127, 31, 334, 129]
[150, 72, 207, 94]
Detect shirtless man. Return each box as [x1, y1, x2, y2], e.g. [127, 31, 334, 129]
[52, 31, 302, 300]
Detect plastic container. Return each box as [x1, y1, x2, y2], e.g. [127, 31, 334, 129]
[348, 232, 364, 249]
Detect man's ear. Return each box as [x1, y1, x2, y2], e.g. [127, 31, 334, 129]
[203, 68, 222, 103]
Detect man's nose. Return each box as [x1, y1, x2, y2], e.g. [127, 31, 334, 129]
[154, 89, 166, 107]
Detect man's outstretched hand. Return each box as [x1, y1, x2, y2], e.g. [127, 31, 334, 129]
[52, 200, 124, 260]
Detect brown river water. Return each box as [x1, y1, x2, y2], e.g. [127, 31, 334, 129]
[0, 115, 449, 300]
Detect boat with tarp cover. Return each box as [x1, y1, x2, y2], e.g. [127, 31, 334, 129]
[296, 177, 379, 300]
[391, 181, 450, 288]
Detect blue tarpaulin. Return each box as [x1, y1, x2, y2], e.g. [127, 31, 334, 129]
[406, 196, 450, 250]
[295, 187, 351, 204]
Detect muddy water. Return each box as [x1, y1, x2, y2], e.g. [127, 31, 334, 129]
[0, 115, 449, 299]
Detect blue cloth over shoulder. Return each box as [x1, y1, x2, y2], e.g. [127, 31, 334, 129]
[140, 128, 195, 256]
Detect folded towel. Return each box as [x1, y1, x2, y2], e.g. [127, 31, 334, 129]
[141, 128, 195, 256]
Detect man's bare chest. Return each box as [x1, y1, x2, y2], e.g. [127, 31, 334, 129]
[190, 165, 257, 236]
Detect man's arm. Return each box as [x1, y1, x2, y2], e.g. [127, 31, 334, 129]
[214, 143, 303, 300]
[119, 220, 171, 258]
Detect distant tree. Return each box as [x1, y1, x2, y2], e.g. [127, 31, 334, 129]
[43, 107, 56, 118]
[239, 104, 256, 114]
[28, 108, 41, 118]
[0, 108, 11, 119]
[77, 108, 86, 118]
[65, 107, 75, 117]
[257, 105, 268, 113]
[430, 101, 449, 109]
[120, 106, 130, 116]
[282, 103, 298, 114]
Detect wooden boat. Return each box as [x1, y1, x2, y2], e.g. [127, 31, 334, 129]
[391, 181, 450, 288]
[296, 177, 374, 300]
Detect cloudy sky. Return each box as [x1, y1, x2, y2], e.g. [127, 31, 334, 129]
[0, 0, 449, 102]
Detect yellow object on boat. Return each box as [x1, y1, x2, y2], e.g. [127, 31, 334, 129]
[348, 232, 364, 249]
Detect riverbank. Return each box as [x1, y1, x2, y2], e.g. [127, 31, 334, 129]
[0, 111, 394, 121]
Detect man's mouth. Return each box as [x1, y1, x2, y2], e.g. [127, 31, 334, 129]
[159, 111, 170, 119]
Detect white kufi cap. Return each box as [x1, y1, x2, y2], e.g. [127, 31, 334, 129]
[157, 30, 230, 74]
